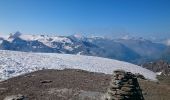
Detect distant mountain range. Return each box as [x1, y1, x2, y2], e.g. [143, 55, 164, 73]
[0, 32, 169, 64]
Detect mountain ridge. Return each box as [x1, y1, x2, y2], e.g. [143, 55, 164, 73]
[0, 32, 168, 64]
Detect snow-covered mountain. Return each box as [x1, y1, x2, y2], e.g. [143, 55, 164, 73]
[0, 32, 99, 55]
[0, 50, 156, 81]
[0, 32, 141, 63]
[0, 32, 168, 64]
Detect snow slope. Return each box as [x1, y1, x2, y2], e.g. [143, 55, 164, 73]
[0, 50, 157, 81]
[19, 34, 73, 48]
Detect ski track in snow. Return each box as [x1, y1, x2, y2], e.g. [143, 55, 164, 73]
[0, 50, 157, 81]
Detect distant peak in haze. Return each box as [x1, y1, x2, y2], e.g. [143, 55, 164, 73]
[120, 35, 132, 40]
[119, 35, 148, 42]
[0, 31, 167, 44]
[73, 34, 84, 39]
[9, 31, 22, 39]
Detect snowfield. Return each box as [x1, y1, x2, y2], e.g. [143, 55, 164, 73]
[0, 50, 157, 81]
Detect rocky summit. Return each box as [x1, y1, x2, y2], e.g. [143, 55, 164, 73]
[0, 69, 170, 100]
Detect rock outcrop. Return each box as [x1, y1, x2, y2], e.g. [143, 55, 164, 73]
[103, 70, 144, 100]
[143, 60, 170, 76]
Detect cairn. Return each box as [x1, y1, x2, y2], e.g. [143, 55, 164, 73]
[104, 70, 144, 100]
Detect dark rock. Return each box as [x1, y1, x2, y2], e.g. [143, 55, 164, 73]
[40, 80, 52, 84]
[135, 73, 146, 79]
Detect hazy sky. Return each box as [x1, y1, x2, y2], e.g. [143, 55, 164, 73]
[0, 0, 170, 38]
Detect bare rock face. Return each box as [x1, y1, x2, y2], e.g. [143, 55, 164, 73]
[103, 70, 144, 100]
[143, 60, 170, 76]
[3, 94, 28, 100]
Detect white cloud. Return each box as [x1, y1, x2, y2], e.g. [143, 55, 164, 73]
[165, 39, 170, 46]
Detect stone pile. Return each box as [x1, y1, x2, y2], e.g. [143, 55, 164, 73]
[104, 70, 144, 100]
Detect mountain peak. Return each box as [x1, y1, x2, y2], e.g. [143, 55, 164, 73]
[9, 31, 22, 39]
[73, 34, 85, 40]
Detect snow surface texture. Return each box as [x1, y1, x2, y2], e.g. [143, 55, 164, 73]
[0, 50, 157, 81]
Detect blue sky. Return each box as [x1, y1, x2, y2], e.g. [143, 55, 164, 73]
[0, 0, 170, 38]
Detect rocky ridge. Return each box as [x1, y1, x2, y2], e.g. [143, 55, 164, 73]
[143, 60, 170, 76]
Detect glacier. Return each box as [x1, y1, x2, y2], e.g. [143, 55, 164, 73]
[0, 50, 157, 81]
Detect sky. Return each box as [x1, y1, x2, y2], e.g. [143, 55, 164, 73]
[0, 0, 170, 39]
